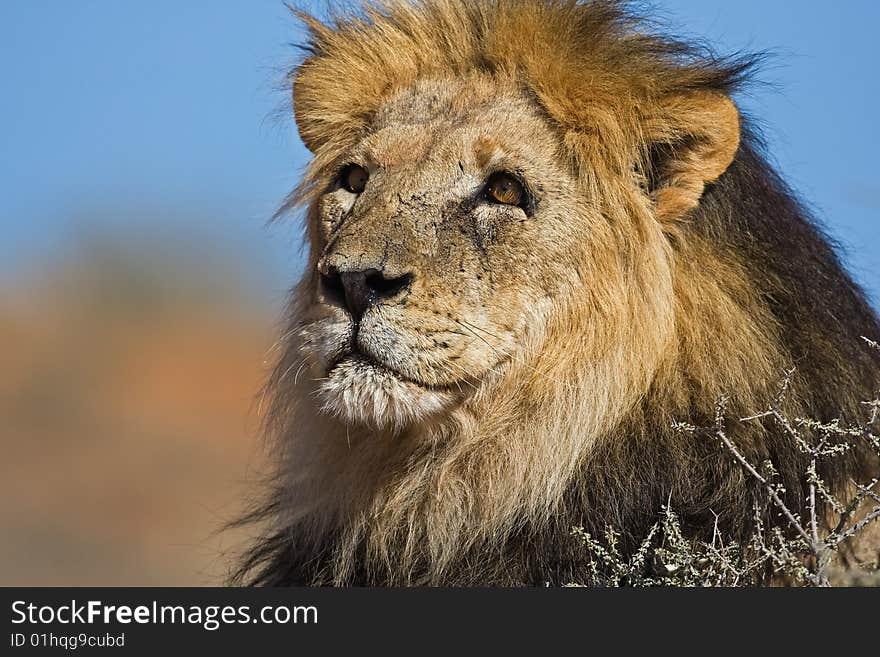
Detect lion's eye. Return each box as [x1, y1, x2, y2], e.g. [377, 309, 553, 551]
[341, 164, 369, 194]
[485, 172, 524, 207]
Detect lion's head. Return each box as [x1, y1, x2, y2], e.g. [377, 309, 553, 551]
[290, 2, 744, 433]
[239, 0, 880, 585]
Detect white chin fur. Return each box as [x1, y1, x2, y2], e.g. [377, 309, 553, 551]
[317, 356, 450, 430]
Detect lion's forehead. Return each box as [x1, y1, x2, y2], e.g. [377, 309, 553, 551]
[373, 77, 529, 126]
[360, 77, 559, 172]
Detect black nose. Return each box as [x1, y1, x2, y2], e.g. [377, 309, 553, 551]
[321, 268, 413, 320]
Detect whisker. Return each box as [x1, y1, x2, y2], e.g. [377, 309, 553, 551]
[458, 318, 503, 342]
[279, 355, 308, 384]
[451, 318, 497, 351]
[264, 325, 299, 359]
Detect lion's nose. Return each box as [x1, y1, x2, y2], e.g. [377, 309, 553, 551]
[321, 267, 413, 321]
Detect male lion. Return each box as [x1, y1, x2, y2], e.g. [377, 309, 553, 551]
[237, 0, 880, 585]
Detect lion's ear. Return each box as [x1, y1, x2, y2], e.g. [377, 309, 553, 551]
[292, 58, 338, 154]
[289, 12, 346, 154]
[290, 10, 390, 155]
[292, 69, 318, 153]
[643, 91, 740, 223]
[292, 57, 385, 154]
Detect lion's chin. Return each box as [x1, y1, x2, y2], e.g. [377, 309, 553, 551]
[317, 355, 453, 430]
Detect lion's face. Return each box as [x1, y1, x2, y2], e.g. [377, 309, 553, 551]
[296, 78, 612, 429]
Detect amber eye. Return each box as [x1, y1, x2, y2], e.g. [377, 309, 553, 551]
[486, 172, 525, 207]
[341, 164, 369, 194]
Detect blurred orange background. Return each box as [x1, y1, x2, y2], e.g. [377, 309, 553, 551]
[0, 239, 277, 585]
[0, 2, 305, 586]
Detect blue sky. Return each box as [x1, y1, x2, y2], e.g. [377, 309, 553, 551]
[1, 1, 877, 301]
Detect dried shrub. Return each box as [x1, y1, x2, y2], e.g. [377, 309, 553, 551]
[570, 339, 880, 587]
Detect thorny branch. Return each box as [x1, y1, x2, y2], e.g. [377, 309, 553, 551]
[571, 339, 880, 587]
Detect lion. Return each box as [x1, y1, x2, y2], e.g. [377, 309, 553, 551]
[235, 0, 880, 585]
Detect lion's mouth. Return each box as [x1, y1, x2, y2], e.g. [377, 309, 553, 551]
[327, 350, 455, 392]
[316, 348, 462, 429]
